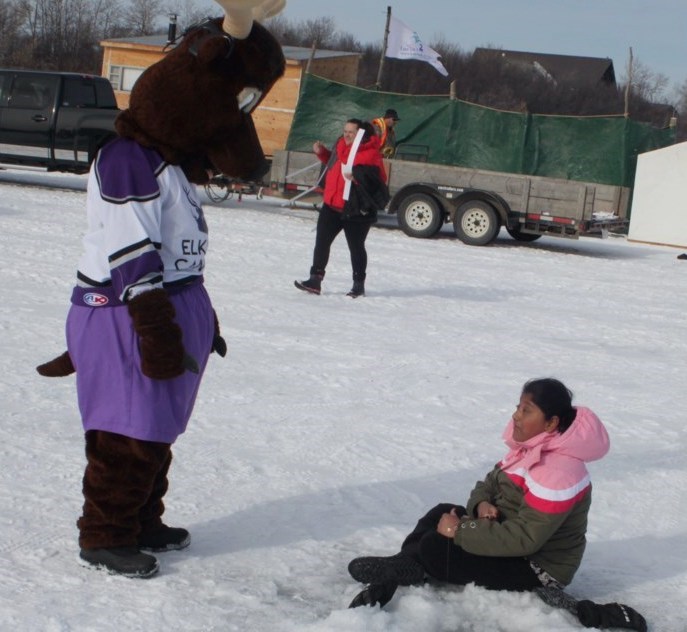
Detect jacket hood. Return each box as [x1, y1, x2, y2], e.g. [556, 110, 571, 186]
[502, 406, 610, 466]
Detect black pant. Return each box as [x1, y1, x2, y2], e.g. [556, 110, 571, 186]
[311, 204, 372, 281]
[401, 503, 542, 592]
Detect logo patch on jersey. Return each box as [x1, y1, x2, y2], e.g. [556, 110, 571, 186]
[83, 293, 109, 307]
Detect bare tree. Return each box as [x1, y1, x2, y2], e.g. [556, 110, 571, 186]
[620, 57, 669, 102]
[0, 0, 25, 65]
[123, 0, 163, 36]
[165, 0, 218, 32]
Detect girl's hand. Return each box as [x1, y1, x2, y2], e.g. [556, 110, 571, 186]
[477, 501, 499, 520]
[437, 508, 461, 539]
[313, 141, 325, 154]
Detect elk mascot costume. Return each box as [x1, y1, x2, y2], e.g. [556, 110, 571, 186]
[36, 0, 286, 578]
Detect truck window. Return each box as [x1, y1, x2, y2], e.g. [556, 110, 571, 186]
[95, 80, 118, 109]
[62, 78, 98, 107]
[9, 76, 56, 109]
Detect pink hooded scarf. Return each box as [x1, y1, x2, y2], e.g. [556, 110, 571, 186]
[498, 406, 610, 514]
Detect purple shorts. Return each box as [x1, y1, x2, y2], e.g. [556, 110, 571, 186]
[66, 283, 214, 443]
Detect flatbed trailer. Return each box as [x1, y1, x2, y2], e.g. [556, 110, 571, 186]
[213, 149, 631, 246]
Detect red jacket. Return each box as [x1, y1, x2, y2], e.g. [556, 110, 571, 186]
[315, 135, 387, 211]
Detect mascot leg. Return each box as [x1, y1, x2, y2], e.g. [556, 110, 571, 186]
[77, 430, 171, 578]
[137, 450, 191, 552]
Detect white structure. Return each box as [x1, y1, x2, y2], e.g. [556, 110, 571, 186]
[629, 141, 687, 248]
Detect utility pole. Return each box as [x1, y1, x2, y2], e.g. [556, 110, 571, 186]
[624, 47, 633, 118]
[375, 6, 392, 91]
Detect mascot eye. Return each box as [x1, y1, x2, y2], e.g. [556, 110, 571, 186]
[237, 87, 263, 113]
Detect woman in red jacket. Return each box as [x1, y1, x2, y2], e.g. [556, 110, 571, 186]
[295, 118, 387, 298]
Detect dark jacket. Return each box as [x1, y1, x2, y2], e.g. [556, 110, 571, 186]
[315, 135, 386, 210]
[342, 164, 390, 222]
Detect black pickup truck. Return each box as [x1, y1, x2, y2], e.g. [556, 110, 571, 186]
[0, 69, 119, 174]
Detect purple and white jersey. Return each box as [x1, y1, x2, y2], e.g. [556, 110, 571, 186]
[72, 138, 208, 306]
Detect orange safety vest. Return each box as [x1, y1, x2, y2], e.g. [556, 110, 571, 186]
[372, 117, 389, 148]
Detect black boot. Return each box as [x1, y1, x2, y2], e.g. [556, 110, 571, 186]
[347, 273, 365, 298]
[347, 281, 365, 298]
[349, 581, 398, 608]
[79, 546, 159, 578]
[577, 600, 647, 631]
[348, 552, 425, 586]
[295, 269, 324, 295]
[138, 525, 190, 552]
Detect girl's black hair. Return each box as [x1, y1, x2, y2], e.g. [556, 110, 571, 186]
[522, 378, 577, 433]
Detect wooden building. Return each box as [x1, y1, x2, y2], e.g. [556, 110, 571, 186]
[99, 35, 361, 156]
[473, 48, 616, 88]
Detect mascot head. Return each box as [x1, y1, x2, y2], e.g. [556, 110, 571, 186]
[115, 0, 286, 184]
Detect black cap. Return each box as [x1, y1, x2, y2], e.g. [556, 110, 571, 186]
[384, 108, 400, 121]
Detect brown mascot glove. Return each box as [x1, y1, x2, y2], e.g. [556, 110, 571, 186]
[211, 310, 228, 357]
[36, 351, 76, 377]
[128, 289, 198, 380]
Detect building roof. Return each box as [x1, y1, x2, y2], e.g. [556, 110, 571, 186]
[100, 35, 360, 61]
[473, 48, 616, 87]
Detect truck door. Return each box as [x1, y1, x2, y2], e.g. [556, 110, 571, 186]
[53, 76, 106, 164]
[0, 73, 58, 165]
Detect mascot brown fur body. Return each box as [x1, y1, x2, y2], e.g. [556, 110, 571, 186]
[37, 1, 285, 578]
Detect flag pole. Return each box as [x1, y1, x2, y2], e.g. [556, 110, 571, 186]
[375, 6, 392, 90]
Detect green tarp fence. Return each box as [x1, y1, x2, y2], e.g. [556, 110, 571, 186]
[286, 74, 675, 188]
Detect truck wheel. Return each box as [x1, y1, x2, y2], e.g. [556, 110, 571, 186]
[506, 225, 542, 242]
[453, 200, 500, 245]
[397, 193, 444, 238]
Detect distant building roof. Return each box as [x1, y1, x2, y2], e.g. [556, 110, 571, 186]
[101, 34, 360, 61]
[473, 48, 616, 88]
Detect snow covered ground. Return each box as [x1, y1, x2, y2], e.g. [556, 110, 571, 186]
[1, 169, 685, 631]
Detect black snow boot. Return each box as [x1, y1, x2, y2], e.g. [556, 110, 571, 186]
[348, 552, 425, 586]
[347, 273, 365, 298]
[138, 526, 190, 552]
[576, 600, 647, 631]
[294, 269, 324, 295]
[349, 581, 398, 608]
[347, 281, 365, 298]
[79, 546, 159, 578]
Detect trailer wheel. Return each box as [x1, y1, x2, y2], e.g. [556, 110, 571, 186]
[453, 200, 500, 245]
[397, 193, 444, 238]
[204, 182, 232, 203]
[506, 225, 542, 242]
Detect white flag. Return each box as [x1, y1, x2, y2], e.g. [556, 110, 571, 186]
[385, 15, 449, 77]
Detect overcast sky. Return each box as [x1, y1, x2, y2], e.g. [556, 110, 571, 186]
[281, 0, 686, 97]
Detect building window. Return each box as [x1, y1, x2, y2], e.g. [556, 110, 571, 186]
[108, 65, 144, 92]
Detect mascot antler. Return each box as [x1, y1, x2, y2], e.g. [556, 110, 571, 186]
[219, 0, 286, 39]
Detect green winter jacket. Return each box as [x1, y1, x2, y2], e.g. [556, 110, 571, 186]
[453, 406, 609, 585]
[455, 465, 591, 585]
